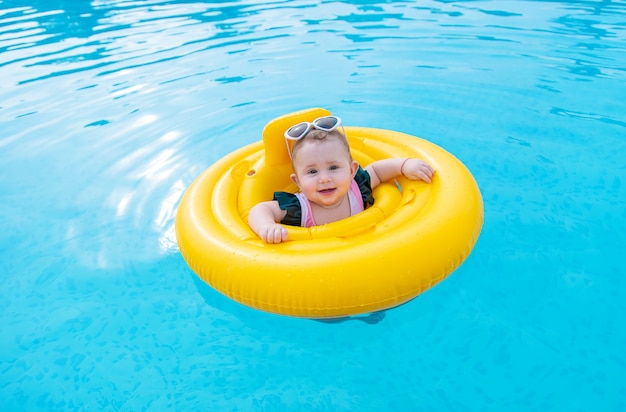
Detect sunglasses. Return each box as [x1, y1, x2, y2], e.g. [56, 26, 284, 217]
[284, 116, 343, 158]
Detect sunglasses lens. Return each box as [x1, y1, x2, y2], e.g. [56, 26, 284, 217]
[286, 122, 309, 139]
[314, 116, 338, 130]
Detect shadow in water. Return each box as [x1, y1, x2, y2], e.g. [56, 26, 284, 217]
[313, 311, 387, 325]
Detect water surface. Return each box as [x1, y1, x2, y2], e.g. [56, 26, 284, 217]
[1, 1, 625, 410]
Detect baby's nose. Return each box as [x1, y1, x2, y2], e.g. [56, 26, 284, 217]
[318, 172, 331, 182]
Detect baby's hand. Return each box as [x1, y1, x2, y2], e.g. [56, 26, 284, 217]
[259, 223, 289, 244]
[401, 158, 435, 183]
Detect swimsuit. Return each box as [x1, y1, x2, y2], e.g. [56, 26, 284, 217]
[273, 167, 374, 227]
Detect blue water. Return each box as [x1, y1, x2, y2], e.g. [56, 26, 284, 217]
[2, 0, 625, 410]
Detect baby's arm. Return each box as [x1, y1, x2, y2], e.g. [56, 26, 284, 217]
[248, 201, 289, 243]
[365, 158, 435, 189]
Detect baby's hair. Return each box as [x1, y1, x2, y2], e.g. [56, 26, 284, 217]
[291, 129, 352, 163]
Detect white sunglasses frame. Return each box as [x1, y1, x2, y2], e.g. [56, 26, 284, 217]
[284, 116, 344, 158]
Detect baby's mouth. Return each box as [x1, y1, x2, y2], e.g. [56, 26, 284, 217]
[318, 188, 336, 195]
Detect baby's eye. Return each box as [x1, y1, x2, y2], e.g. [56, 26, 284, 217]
[307, 169, 318, 175]
[329, 165, 339, 170]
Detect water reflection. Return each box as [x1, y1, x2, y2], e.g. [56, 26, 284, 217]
[1, 0, 279, 84]
[2, 0, 624, 86]
[1, 0, 106, 42]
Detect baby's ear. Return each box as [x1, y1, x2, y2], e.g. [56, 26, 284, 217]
[350, 160, 359, 177]
[290, 173, 300, 187]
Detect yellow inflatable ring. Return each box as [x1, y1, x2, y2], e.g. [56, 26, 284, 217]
[176, 108, 483, 318]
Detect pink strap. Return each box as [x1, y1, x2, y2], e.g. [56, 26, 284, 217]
[347, 179, 365, 215]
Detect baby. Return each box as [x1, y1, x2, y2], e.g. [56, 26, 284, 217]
[248, 115, 435, 243]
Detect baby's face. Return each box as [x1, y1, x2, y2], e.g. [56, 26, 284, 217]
[290, 138, 357, 208]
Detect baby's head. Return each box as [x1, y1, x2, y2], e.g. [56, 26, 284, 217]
[287, 124, 359, 207]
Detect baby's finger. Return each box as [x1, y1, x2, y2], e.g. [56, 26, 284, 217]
[268, 228, 279, 244]
[269, 227, 287, 244]
[423, 165, 435, 179]
[275, 227, 288, 243]
[261, 226, 278, 243]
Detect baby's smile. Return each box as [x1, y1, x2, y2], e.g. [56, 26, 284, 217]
[318, 187, 336, 195]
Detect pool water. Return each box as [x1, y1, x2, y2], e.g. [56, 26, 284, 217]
[1, 0, 625, 410]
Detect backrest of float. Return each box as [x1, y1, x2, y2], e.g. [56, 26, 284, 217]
[237, 108, 330, 213]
